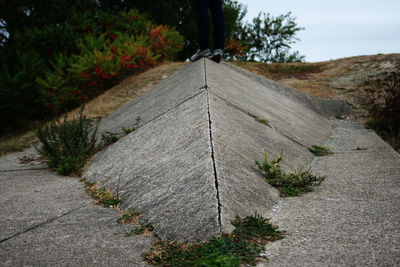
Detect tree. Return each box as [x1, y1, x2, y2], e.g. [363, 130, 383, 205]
[240, 12, 305, 62]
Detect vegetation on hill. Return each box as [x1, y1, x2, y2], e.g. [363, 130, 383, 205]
[0, 2, 184, 132]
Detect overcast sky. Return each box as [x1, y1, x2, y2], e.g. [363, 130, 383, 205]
[239, 0, 400, 62]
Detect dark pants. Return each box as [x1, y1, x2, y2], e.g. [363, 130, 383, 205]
[195, 0, 225, 50]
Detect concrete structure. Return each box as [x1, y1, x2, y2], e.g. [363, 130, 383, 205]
[1, 59, 398, 266]
[83, 59, 352, 241]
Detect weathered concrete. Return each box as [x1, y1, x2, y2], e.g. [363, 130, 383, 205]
[84, 59, 349, 240]
[260, 120, 400, 266]
[96, 60, 205, 137]
[1, 58, 399, 265]
[84, 91, 221, 241]
[0, 158, 155, 266]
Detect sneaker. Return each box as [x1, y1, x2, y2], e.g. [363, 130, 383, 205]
[209, 49, 224, 63]
[190, 49, 212, 62]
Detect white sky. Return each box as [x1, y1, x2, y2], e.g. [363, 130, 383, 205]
[239, 0, 400, 62]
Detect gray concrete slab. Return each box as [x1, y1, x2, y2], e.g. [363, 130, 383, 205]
[0, 148, 46, 171]
[261, 120, 400, 267]
[0, 166, 155, 266]
[96, 60, 205, 137]
[0, 170, 89, 241]
[208, 93, 312, 232]
[206, 59, 332, 148]
[83, 91, 221, 241]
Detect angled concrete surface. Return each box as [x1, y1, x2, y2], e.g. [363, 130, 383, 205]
[83, 59, 350, 240]
[84, 91, 221, 241]
[95, 61, 205, 137]
[261, 120, 400, 266]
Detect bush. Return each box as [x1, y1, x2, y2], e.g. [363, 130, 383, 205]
[36, 10, 184, 115]
[35, 107, 99, 175]
[1, 9, 183, 131]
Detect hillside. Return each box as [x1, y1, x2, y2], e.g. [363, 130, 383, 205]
[1, 54, 399, 155]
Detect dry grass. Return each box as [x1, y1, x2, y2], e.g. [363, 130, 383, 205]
[66, 62, 187, 120]
[0, 62, 187, 156]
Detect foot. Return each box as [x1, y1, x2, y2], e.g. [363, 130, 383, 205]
[190, 49, 211, 62]
[209, 49, 224, 63]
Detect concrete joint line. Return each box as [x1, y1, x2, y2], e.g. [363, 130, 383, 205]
[0, 167, 48, 173]
[0, 205, 86, 244]
[204, 60, 222, 231]
[132, 90, 206, 133]
[208, 90, 307, 148]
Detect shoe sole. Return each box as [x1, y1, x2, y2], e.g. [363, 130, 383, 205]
[210, 54, 221, 63]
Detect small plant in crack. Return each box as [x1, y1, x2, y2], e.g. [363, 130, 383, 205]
[125, 224, 154, 237]
[232, 212, 284, 244]
[118, 210, 142, 224]
[84, 181, 121, 207]
[247, 112, 270, 126]
[308, 145, 333, 156]
[122, 126, 135, 134]
[255, 152, 325, 197]
[100, 131, 119, 146]
[143, 213, 284, 266]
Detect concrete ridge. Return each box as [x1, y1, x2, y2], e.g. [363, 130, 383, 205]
[83, 58, 344, 240]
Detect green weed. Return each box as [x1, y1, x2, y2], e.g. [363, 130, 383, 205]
[125, 224, 154, 237]
[100, 131, 118, 146]
[255, 152, 325, 197]
[308, 145, 333, 156]
[84, 181, 120, 207]
[118, 210, 141, 224]
[144, 213, 283, 266]
[121, 126, 135, 134]
[232, 212, 284, 243]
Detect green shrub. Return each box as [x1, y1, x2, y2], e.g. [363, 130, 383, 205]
[255, 152, 325, 197]
[35, 107, 98, 175]
[1, 8, 183, 131]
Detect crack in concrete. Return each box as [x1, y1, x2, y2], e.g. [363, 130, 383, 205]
[204, 59, 222, 232]
[0, 205, 86, 244]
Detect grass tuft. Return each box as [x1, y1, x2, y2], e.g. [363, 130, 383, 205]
[232, 212, 283, 243]
[308, 145, 333, 156]
[125, 224, 154, 237]
[84, 181, 120, 207]
[100, 131, 119, 146]
[255, 152, 325, 197]
[118, 210, 141, 224]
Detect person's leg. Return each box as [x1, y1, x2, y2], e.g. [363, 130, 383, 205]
[208, 0, 225, 50]
[195, 0, 210, 50]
